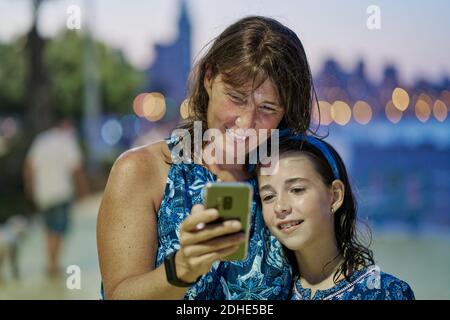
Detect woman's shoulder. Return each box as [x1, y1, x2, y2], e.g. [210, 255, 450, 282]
[113, 140, 172, 176]
[105, 140, 172, 209]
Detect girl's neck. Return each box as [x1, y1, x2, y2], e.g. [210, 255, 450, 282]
[294, 239, 343, 289]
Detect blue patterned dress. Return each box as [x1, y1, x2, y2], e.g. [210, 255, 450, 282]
[154, 136, 292, 300]
[290, 265, 415, 300]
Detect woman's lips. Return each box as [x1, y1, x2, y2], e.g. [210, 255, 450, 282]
[226, 128, 248, 142]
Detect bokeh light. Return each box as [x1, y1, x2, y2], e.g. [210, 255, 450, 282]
[120, 114, 141, 140]
[142, 92, 166, 122]
[433, 99, 447, 122]
[440, 90, 450, 108]
[312, 100, 333, 125]
[180, 99, 191, 119]
[101, 119, 123, 145]
[0, 117, 18, 139]
[385, 100, 403, 124]
[392, 87, 410, 111]
[418, 93, 433, 106]
[415, 99, 431, 122]
[331, 101, 351, 126]
[133, 93, 148, 117]
[353, 100, 373, 125]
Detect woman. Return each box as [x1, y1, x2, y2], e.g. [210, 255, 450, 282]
[97, 16, 316, 299]
[257, 133, 415, 300]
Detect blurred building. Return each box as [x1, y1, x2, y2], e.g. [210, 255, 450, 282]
[142, 1, 450, 231]
[147, 0, 191, 123]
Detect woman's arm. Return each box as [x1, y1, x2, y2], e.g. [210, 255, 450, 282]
[97, 143, 244, 299]
[97, 144, 187, 299]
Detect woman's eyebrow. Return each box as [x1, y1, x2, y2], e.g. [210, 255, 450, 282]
[261, 99, 280, 107]
[224, 86, 248, 96]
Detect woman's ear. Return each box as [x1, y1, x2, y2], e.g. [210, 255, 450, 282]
[203, 65, 213, 97]
[330, 180, 345, 213]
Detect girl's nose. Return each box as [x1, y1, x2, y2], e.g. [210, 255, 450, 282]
[274, 200, 292, 219]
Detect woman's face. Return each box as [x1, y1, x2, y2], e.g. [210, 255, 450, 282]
[204, 73, 285, 161]
[258, 153, 338, 251]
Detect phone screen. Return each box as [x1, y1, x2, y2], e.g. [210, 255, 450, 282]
[203, 182, 253, 261]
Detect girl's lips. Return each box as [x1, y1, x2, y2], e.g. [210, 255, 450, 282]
[277, 219, 304, 234]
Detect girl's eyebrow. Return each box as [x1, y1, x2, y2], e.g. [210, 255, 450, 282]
[259, 178, 310, 191]
[259, 184, 274, 192]
[284, 177, 310, 185]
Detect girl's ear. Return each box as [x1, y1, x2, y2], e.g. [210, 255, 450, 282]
[203, 65, 213, 97]
[330, 180, 345, 213]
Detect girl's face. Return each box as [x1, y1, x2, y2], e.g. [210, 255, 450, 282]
[258, 153, 341, 251]
[204, 73, 285, 160]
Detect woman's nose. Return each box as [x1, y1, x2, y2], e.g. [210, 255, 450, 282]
[235, 107, 257, 130]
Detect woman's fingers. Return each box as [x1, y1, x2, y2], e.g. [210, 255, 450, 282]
[180, 219, 242, 246]
[190, 245, 240, 267]
[176, 204, 245, 280]
[181, 204, 219, 232]
[181, 232, 245, 257]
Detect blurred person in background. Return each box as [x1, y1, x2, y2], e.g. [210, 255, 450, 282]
[23, 113, 89, 277]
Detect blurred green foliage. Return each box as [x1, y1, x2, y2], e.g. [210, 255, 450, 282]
[0, 30, 144, 117]
[0, 38, 27, 114]
[0, 30, 145, 220]
[45, 31, 145, 117]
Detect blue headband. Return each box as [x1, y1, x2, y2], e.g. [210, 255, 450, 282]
[279, 129, 341, 180]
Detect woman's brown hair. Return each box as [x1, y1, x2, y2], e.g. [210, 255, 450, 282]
[179, 16, 317, 138]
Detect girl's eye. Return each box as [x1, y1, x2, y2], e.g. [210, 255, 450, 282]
[262, 194, 275, 202]
[291, 187, 305, 194]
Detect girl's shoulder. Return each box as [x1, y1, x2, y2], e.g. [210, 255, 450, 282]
[323, 265, 415, 300]
[345, 265, 415, 300]
[377, 270, 415, 300]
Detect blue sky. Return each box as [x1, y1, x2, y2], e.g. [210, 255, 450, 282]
[0, 0, 449, 85]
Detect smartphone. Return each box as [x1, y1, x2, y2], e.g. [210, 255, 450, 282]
[203, 182, 253, 261]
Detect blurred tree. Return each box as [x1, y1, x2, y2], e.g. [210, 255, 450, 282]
[0, 14, 144, 221]
[46, 31, 144, 118]
[0, 39, 26, 114]
[0, 31, 144, 119]
[25, 0, 52, 134]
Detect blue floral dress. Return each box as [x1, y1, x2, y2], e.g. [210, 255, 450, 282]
[154, 136, 292, 300]
[290, 265, 415, 300]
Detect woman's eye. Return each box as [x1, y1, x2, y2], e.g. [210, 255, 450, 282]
[259, 105, 277, 113]
[228, 94, 245, 104]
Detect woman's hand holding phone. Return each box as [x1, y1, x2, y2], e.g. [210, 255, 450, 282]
[175, 204, 245, 283]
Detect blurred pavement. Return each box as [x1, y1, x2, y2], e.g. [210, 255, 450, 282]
[0, 193, 449, 299]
